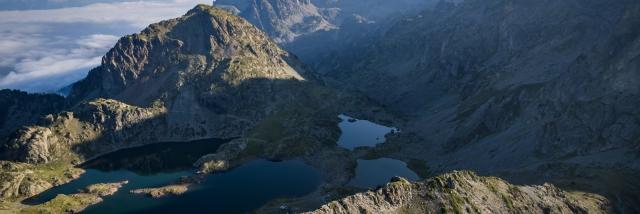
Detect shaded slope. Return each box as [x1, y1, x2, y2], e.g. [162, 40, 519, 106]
[328, 0, 640, 170]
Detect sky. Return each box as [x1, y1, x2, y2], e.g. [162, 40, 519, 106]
[0, 0, 211, 93]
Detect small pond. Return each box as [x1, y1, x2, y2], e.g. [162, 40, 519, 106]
[336, 114, 419, 188]
[337, 114, 398, 150]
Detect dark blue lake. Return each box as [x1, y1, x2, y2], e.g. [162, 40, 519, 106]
[348, 158, 420, 188]
[25, 139, 322, 214]
[336, 115, 418, 188]
[337, 114, 398, 150]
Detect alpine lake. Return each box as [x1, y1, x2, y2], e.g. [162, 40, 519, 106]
[24, 114, 420, 213]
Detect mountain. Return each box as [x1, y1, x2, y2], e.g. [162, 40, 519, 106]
[68, 4, 307, 106]
[4, 4, 369, 165]
[215, 0, 336, 43]
[214, 0, 435, 72]
[329, 0, 640, 170]
[311, 0, 433, 21]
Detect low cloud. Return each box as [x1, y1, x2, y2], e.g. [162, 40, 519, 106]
[0, 0, 210, 93]
[77, 34, 120, 49]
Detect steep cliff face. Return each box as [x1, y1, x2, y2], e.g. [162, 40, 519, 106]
[308, 171, 609, 214]
[216, 0, 336, 43]
[327, 0, 640, 171]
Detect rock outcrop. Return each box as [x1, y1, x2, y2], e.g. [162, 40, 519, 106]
[308, 171, 609, 214]
[0, 161, 83, 200]
[1, 99, 166, 164]
[194, 138, 249, 173]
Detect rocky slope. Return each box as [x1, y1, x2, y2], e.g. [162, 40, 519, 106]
[301, 0, 640, 211]
[1, 99, 166, 164]
[216, 0, 336, 43]
[308, 171, 609, 214]
[0, 90, 66, 143]
[326, 0, 640, 177]
[0, 161, 83, 201]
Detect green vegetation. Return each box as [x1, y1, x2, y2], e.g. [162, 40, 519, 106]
[501, 193, 515, 210]
[20, 194, 100, 214]
[448, 192, 465, 214]
[32, 162, 84, 183]
[0, 161, 84, 202]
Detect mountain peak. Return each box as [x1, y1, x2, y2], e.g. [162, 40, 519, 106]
[68, 4, 306, 106]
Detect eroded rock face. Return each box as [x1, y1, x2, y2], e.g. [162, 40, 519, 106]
[308, 171, 609, 214]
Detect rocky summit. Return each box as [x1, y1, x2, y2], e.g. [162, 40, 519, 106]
[0, 1, 639, 213]
[308, 171, 609, 214]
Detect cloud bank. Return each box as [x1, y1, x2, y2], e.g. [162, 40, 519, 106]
[0, 0, 210, 93]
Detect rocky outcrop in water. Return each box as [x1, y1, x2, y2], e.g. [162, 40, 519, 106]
[308, 171, 609, 214]
[194, 138, 249, 174]
[131, 184, 188, 198]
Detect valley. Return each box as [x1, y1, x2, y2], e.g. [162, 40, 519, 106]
[1, 0, 639, 213]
